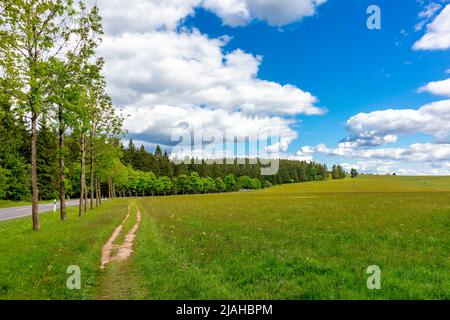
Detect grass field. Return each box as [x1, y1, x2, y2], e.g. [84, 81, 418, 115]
[0, 175, 449, 300]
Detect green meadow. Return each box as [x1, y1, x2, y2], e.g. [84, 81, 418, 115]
[0, 175, 449, 300]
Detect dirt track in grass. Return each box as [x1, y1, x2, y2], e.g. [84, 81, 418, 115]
[100, 205, 141, 269]
[98, 203, 143, 299]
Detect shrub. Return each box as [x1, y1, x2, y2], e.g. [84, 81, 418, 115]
[224, 174, 237, 192]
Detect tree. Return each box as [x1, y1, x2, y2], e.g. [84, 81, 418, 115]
[224, 174, 237, 192]
[351, 168, 358, 179]
[0, 0, 102, 230]
[202, 177, 216, 193]
[237, 176, 261, 190]
[143, 171, 157, 196]
[87, 72, 122, 209]
[175, 174, 190, 195]
[126, 167, 140, 196]
[237, 176, 252, 189]
[159, 151, 173, 178]
[159, 176, 173, 195]
[251, 178, 262, 190]
[214, 177, 226, 193]
[0, 100, 30, 201]
[36, 117, 58, 200]
[0, 166, 7, 199]
[189, 172, 203, 194]
[332, 165, 346, 180]
[49, 58, 77, 219]
[49, 57, 108, 218]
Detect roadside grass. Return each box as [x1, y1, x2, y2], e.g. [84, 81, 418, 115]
[0, 199, 129, 300]
[130, 176, 450, 299]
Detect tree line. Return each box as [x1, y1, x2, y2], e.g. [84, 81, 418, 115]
[111, 139, 333, 197]
[0, 0, 123, 230]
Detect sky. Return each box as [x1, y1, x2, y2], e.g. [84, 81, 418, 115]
[92, 0, 450, 175]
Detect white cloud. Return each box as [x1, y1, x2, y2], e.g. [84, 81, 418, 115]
[87, 0, 328, 151]
[242, 0, 327, 26]
[100, 30, 323, 117]
[123, 104, 298, 150]
[298, 97, 450, 174]
[414, 4, 450, 50]
[94, 0, 327, 31]
[415, 2, 442, 32]
[419, 78, 450, 96]
[344, 100, 450, 145]
[94, 0, 200, 34]
[201, 0, 251, 26]
[300, 142, 450, 165]
[340, 160, 450, 176]
[204, 0, 328, 27]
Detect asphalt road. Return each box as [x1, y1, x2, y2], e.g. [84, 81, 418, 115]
[0, 200, 80, 222]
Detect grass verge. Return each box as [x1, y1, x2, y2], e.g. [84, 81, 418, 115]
[0, 199, 129, 300]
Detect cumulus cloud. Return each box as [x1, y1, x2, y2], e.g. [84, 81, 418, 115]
[94, 0, 327, 31]
[418, 78, 450, 96]
[94, 0, 199, 34]
[238, 0, 327, 26]
[298, 141, 450, 175]
[100, 31, 323, 116]
[88, 0, 327, 151]
[344, 100, 450, 145]
[123, 104, 297, 145]
[301, 142, 450, 163]
[297, 98, 450, 174]
[414, 4, 450, 50]
[340, 160, 450, 176]
[201, 0, 251, 26]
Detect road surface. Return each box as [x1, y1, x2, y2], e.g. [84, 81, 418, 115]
[0, 200, 80, 222]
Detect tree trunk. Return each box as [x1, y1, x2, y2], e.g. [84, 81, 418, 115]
[96, 176, 100, 207]
[89, 134, 95, 210]
[31, 111, 40, 230]
[108, 177, 110, 199]
[84, 181, 88, 213]
[79, 134, 86, 217]
[58, 107, 66, 221]
[111, 178, 116, 199]
[98, 179, 102, 205]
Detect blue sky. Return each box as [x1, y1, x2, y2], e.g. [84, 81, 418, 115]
[95, 0, 450, 175]
[188, 0, 449, 148]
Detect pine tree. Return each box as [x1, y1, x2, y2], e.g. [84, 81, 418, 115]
[0, 101, 30, 201]
[36, 119, 59, 200]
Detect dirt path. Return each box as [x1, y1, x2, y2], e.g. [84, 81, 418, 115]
[98, 203, 143, 299]
[101, 205, 141, 269]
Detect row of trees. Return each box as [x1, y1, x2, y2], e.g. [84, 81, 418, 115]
[121, 140, 330, 185]
[0, 1, 123, 230]
[106, 167, 263, 198]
